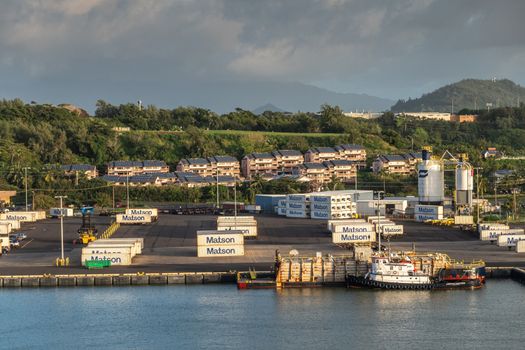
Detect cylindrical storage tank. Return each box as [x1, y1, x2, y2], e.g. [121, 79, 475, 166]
[455, 165, 474, 191]
[418, 160, 444, 203]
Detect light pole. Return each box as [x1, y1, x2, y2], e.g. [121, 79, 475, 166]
[216, 167, 219, 209]
[234, 181, 237, 229]
[354, 166, 358, 190]
[474, 167, 483, 225]
[23, 167, 31, 211]
[126, 174, 130, 209]
[375, 190, 384, 253]
[55, 195, 68, 263]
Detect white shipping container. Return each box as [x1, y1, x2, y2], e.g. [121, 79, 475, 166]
[0, 220, 20, 230]
[497, 234, 525, 247]
[217, 216, 255, 223]
[116, 214, 152, 224]
[326, 219, 366, 230]
[478, 223, 509, 232]
[516, 240, 525, 253]
[415, 213, 443, 222]
[1, 234, 11, 250]
[278, 200, 287, 207]
[88, 241, 142, 256]
[382, 225, 404, 236]
[0, 212, 37, 222]
[367, 215, 387, 223]
[81, 251, 132, 266]
[86, 243, 137, 257]
[49, 208, 74, 217]
[125, 208, 158, 217]
[216, 225, 257, 238]
[0, 223, 12, 234]
[287, 194, 310, 202]
[197, 244, 244, 257]
[333, 231, 376, 244]
[286, 209, 309, 218]
[415, 205, 443, 216]
[454, 215, 474, 225]
[286, 201, 310, 210]
[480, 229, 524, 241]
[331, 223, 375, 234]
[197, 231, 244, 246]
[312, 211, 356, 220]
[95, 238, 145, 250]
[277, 207, 287, 216]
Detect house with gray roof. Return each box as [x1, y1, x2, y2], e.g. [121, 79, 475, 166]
[61, 164, 98, 179]
[107, 160, 169, 176]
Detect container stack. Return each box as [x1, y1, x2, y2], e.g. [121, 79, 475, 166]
[255, 194, 286, 213]
[116, 213, 153, 224]
[0, 211, 45, 223]
[414, 204, 443, 222]
[285, 194, 311, 218]
[497, 233, 525, 248]
[276, 199, 287, 216]
[367, 216, 404, 237]
[310, 192, 356, 220]
[125, 208, 158, 221]
[216, 216, 257, 239]
[81, 238, 143, 266]
[196, 230, 245, 257]
[330, 221, 376, 244]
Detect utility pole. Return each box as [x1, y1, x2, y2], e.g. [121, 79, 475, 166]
[513, 188, 518, 221]
[216, 167, 219, 209]
[354, 166, 358, 190]
[23, 167, 31, 211]
[233, 181, 237, 229]
[54, 195, 68, 263]
[375, 190, 384, 253]
[475, 167, 483, 225]
[126, 174, 130, 209]
[112, 185, 115, 210]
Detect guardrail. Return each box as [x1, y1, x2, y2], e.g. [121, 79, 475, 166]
[99, 221, 120, 239]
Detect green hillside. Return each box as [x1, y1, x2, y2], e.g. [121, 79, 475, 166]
[391, 79, 525, 113]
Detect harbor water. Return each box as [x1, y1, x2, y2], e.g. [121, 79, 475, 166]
[1, 281, 524, 349]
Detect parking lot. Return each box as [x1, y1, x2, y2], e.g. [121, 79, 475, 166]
[0, 214, 523, 275]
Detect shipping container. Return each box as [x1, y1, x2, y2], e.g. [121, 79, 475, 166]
[125, 208, 158, 218]
[287, 194, 311, 202]
[382, 225, 404, 236]
[0, 220, 20, 230]
[326, 219, 366, 231]
[478, 223, 509, 232]
[0, 212, 37, 222]
[116, 214, 152, 224]
[88, 240, 142, 255]
[415, 213, 444, 222]
[286, 209, 309, 218]
[286, 201, 310, 210]
[197, 244, 244, 257]
[479, 229, 524, 241]
[333, 231, 376, 244]
[95, 238, 145, 250]
[49, 208, 74, 217]
[367, 215, 387, 223]
[277, 207, 287, 216]
[0, 223, 12, 234]
[454, 215, 474, 225]
[255, 194, 286, 213]
[516, 240, 525, 253]
[414, 205, 443, 216]
[217, 216, 255, 223]
[197, 231, 244, 246]
[80, 252, 132, 266]
[497, 234, 525, 247]
[216, 225, 257, 238]
[331, 223, 375, 234]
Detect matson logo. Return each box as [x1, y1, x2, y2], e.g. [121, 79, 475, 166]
[338, 233, 371, 241]
[416, 207, 437, 213]
[313, 197, 329, 202]
[205, 236, 237, 244]
[128, 209, 154, 215]
[122, 215, 146, 221]
[288, 202, 304, 209]
[88, 256, 122, 263]
[206, 247, 237, 255]
[288, 195, 303, 201]
[342, 226, 369, 233]
[313, 203, 329, 210]
[5, 214, 30, 220]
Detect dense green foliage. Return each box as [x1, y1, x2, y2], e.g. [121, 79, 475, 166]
[2, 97, 525, 206]
[391, 79, 525, 113]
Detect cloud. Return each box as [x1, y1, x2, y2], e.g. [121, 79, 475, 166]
[0, 0, 523, 109]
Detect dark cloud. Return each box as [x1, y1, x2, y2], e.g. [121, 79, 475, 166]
[0, 0, 523, 112]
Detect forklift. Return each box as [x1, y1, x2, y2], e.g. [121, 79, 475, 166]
[75, 206, 97, 244]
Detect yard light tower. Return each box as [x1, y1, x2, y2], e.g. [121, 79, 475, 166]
[54, 195, 68, 265]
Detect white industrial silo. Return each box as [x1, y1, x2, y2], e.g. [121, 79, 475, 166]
[455, 156, 473, 206]
[417, 147, 444, 204]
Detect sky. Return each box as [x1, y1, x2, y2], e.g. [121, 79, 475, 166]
[0, 0, 524, 113]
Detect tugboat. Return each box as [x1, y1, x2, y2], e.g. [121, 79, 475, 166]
[347, 255, 434, 290]
[347, 254, 485, 290]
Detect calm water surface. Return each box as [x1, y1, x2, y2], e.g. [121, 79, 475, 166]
[0, 280, 524, 350]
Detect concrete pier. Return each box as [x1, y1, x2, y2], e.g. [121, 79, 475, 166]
[21, 277, 40, 287]
[186, 274, 204, 284]
[58, 277, 76, 287]
[113, 276, 131, 286]
[76, 276, 95, 286]
[40, 277, 58, 287]
[3, 278, 22, 288]
[149, 275, 167, 285]
[94, 276, 113, 286]
[167, 275, 186, 284]
[131, 275, 149, 285]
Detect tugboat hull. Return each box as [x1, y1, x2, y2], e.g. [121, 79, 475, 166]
[347, 276, 433, 290]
